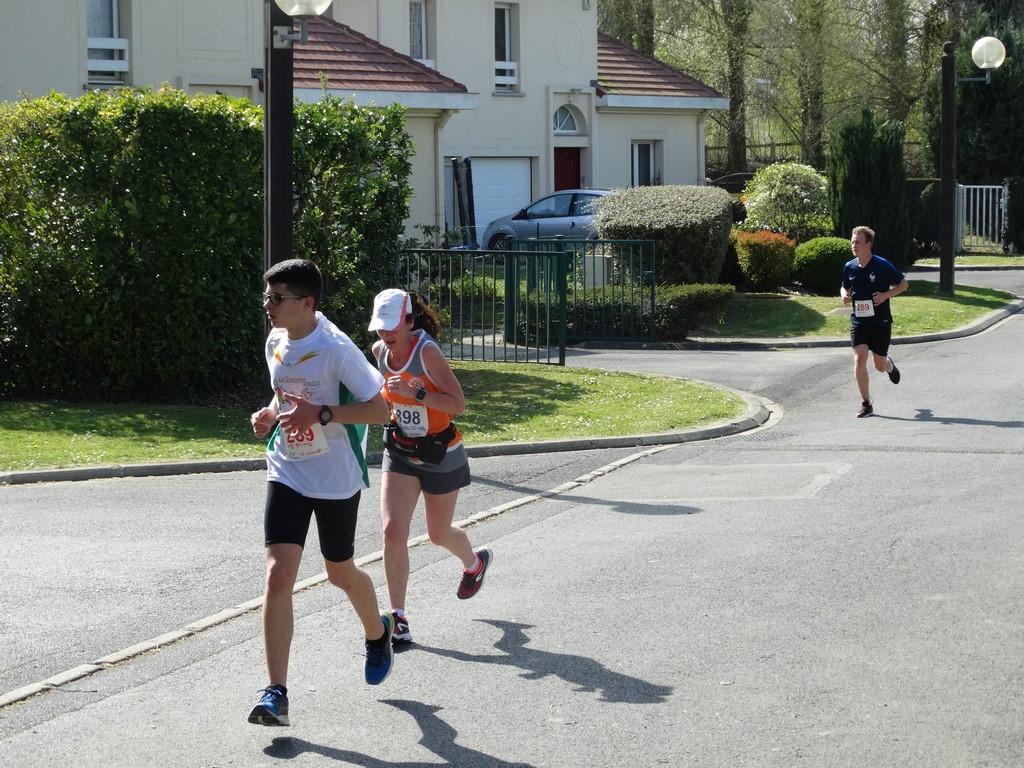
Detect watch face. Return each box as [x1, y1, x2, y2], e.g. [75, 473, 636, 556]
[319, 406, 332, 425]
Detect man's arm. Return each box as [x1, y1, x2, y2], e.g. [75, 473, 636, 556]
[874, 278, 909, 305]
[251, 397, 279, 438]
[277, 391, 389, 434]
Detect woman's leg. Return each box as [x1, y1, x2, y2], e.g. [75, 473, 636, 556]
[423, 489, 475, 569]
[380, 470, 422, 611]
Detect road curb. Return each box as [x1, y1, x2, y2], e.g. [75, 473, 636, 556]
[0, 394, 773, 487]
[574, 298, 1024, 352]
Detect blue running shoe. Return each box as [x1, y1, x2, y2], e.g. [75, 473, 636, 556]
[365, 612, 394, 685]
[248, 684, 289, 726]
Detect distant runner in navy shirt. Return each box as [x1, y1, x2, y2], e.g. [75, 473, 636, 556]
[840, 226, 909, 418]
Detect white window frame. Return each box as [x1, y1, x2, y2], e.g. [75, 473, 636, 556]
[494, 3, 518, 91]
[553, 106, 579, 135]
[87, 0, 129, 82]
[409, 0, 432, 68]
[631, 141, 657, 187]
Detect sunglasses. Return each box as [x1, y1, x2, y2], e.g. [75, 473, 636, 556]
[262, 292, 308, 306]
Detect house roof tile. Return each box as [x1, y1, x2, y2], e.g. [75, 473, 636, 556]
[597, 32, 722, 99]
[293, 17, 468, 94]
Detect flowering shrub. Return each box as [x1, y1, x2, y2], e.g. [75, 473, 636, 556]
[743, 163, 831, 243]
[733, 230, 796, 290]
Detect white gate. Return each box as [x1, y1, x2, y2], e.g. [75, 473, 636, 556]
[956, 184, 1006, 252]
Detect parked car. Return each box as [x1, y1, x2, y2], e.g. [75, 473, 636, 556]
[480, 189, 610, 250]
[708, 172, 755, 194]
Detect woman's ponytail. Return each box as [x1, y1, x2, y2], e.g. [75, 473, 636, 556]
[408, 291, 443, 340]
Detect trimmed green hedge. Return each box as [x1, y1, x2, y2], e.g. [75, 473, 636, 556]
[593, 185, 733, 284]
[558, 283, 734, 342]
[792, 237, 850, 294]
[0, 88, 412, 400]
[652, 283, 734, 339]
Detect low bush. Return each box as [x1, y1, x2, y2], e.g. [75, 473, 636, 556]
[593, 185, 733, 284]
[555, 282, 733, 342]
[652, 283, 735, 339]
[743, 163, 831, 243]
[734, 231, 796, 290]
[792, 237, 851, 294]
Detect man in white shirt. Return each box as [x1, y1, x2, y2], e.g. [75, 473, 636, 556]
[247, 259, 393, 726]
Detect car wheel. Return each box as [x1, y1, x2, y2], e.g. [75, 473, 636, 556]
[488, 234, 508, 251]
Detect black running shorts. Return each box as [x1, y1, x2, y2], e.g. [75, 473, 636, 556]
[850, 323, 892, 357]
[263, 481, 360, 563]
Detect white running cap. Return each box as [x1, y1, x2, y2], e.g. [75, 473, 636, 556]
[368, 288, 411, 332]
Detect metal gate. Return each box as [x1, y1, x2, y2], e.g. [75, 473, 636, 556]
[399, 248, 568, 364]
[509, 239, 656, 343]
[957, 183, 1006, 252]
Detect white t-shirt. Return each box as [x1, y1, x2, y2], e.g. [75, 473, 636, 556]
[265, 315, 384, 499]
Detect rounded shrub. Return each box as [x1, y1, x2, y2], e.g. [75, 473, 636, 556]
[594, 185, 733, 284]
[734, 230, 796, 290]
[743, 162, 831, 243]
[792, 237, 851, 294]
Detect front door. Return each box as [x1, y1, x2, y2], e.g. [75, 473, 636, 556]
[554, 147, 581, 191]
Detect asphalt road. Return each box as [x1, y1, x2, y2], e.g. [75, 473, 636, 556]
[1, 269, 1022, 766]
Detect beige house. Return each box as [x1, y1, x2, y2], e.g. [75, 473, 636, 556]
[0, 0, 727, 243]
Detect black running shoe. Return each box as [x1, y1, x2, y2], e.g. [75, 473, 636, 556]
[857, 401, 874, 418]
[364, 612, 394, 685]
[391, 611, 412, 646]
[887, 358, 901, 385]
[248, 684, 289, 726]
[457, 547, 493, 600]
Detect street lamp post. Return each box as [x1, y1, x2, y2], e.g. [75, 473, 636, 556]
[263, 0, 332, 271]
[938, 36, 1005, 295]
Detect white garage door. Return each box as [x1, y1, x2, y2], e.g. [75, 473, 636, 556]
[470, 157, 532, 234]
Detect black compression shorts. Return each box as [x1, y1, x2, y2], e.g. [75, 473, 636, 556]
[263, 481, 360, 562]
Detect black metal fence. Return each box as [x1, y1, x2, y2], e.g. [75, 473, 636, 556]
[399, 248, 568, 364]
[509, 239, 655, 344]
[398, 239, 656, 365]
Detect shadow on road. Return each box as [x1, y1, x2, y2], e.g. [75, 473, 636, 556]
[263, 699, 535, 766]
[872, 408, 1024, 429]
[414, 619, 673, 704]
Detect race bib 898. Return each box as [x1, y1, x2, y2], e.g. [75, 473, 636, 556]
[393, 403, 428, 438]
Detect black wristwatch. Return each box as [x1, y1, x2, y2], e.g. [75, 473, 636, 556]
[318, 405, 333, 426]
[414, 386, 427, 402]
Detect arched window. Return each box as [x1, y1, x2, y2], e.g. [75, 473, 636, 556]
[553, 106, 580, 135]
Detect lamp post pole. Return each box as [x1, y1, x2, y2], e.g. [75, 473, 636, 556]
[939, 41, 956, 296]
[264, 0, 294, 271]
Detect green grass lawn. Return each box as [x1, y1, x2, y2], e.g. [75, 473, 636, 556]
[0, 362, 745, 472]
[915, 255, 1024, 267]
[691, 280, 1015, 338]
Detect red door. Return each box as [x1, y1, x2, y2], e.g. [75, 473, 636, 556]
[554, 147, 581, 191]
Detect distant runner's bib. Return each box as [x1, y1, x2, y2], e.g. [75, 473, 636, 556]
[853, 299, 875, 318]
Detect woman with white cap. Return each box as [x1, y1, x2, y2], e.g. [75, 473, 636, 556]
[369, 288, 493, 647]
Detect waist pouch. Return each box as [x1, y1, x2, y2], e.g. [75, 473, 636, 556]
[384, 421, 457, 465]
